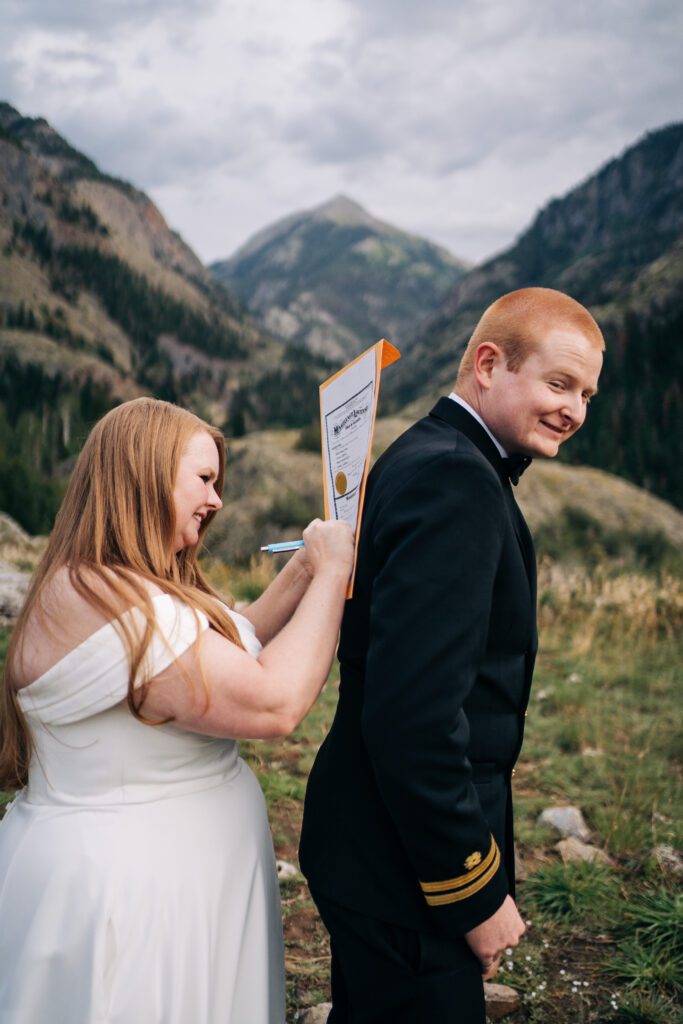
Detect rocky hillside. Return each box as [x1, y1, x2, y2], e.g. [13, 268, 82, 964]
[388, 123, 683, 509]
[210, 195, 467, 361]
[0, 102, 332, 532]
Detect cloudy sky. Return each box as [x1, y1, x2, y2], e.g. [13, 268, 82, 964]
[3, 0, 681, 265]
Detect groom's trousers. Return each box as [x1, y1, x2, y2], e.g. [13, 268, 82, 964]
[312, 889, 486, 1024]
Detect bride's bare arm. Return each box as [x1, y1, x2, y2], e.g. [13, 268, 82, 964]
[241, 545, 315, 645]
[141, 519, 353, 739]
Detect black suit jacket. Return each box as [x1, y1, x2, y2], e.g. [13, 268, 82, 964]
[300, 398, 537, 938]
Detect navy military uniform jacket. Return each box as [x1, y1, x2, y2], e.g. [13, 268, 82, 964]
[300, 397, 537, 938]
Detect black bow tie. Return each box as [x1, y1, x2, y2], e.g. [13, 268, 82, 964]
[501, 455, 532, 486]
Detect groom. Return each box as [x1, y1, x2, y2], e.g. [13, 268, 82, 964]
[300, 287, 604, 1022]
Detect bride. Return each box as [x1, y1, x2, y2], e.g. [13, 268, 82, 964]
[0, 396, 353, 1024]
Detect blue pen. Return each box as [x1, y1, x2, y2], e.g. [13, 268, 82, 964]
[260, 540, 305, 554]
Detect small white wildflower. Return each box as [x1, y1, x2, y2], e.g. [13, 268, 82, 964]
[505, 948, 513, 956]
[506, 961, 513, 970]
[559, 969, 566, 976]
[525, 955, 531, 961]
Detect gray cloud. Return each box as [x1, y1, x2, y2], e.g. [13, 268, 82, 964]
[284, 104, 389, 165]
[6, 0, 218, 33]
[54, 102, 264, 189]
[341, 0, 468, 38]
[0, 0, 680, 265]
[290, 0, 683, 184]
[342, 0, 683, 43]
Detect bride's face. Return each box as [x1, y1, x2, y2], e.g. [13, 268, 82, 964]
[172, 431, 222, 552]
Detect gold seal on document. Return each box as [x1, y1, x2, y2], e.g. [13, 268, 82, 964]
[335, 471, 348, 495]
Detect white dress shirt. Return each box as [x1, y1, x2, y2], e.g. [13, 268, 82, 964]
[447, 392, 508, 458]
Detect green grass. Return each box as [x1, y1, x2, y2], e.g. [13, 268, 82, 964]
[514, 638, 683, 857]
[523, 861, 620, 923]
[607, 995, 683, 1024]
[508, 582, 682, 1022]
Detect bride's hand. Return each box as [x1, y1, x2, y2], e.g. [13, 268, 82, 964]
[299, 519, 355, 579]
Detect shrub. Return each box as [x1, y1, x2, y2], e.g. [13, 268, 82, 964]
[266, 491, 321, 530]
[296, 419, 322, 453]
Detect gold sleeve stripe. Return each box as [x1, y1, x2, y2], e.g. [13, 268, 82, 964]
[419, 836, 498, 894]
[424, 847, 501, 906]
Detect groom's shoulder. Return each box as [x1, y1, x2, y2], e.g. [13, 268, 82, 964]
[374, 406, 495, 483]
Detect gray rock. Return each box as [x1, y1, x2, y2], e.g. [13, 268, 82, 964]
[652, 844, 683, 877]
[484, 982, 521, 1020]
[0, 561, 30, 622]
[299, 1003, 332, 1023]
[556, 836, 612, 865]
[539, 805, 590, 841]
[276, 858, 300, 882]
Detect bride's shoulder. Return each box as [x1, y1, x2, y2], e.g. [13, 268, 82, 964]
[30, 566, 164, 652]
[12, 566, 167, 690]
[45, 565, 164, 616]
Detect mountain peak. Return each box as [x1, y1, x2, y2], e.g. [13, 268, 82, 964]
[313, 194, 375, 226]
[211, 195, 466, 362]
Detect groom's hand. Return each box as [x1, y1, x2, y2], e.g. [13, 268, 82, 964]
[464, 895, 526, 979]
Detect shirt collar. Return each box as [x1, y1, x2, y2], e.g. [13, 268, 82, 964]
[448, 393, 508, 458]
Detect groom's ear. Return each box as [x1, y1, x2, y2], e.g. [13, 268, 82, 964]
[473, 342, 503, 390]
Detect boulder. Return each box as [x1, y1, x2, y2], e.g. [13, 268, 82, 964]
[539, 805, 590, 841]
[556, 836, 612, 865]
[484, 982, 521, 1020]
[652, 844, 683, 877]
[276, 858, 300, 882]
[299, 1003, 332, 1023]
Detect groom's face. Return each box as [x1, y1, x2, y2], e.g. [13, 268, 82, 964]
[484, 327, 603, 458]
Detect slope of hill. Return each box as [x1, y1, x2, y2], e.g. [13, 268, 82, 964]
[0, 102, 332, 531]
[201, 421, 683, 571]
[210, 195, 467, 361]
[389, 124, 683, 508]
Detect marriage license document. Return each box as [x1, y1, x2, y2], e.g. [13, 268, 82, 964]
[319, 338, 400, 595]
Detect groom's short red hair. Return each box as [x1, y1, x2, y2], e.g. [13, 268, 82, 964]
[456, 287, 604, 383]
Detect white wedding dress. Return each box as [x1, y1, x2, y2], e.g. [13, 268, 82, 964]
[0, 594, 285, 1024]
